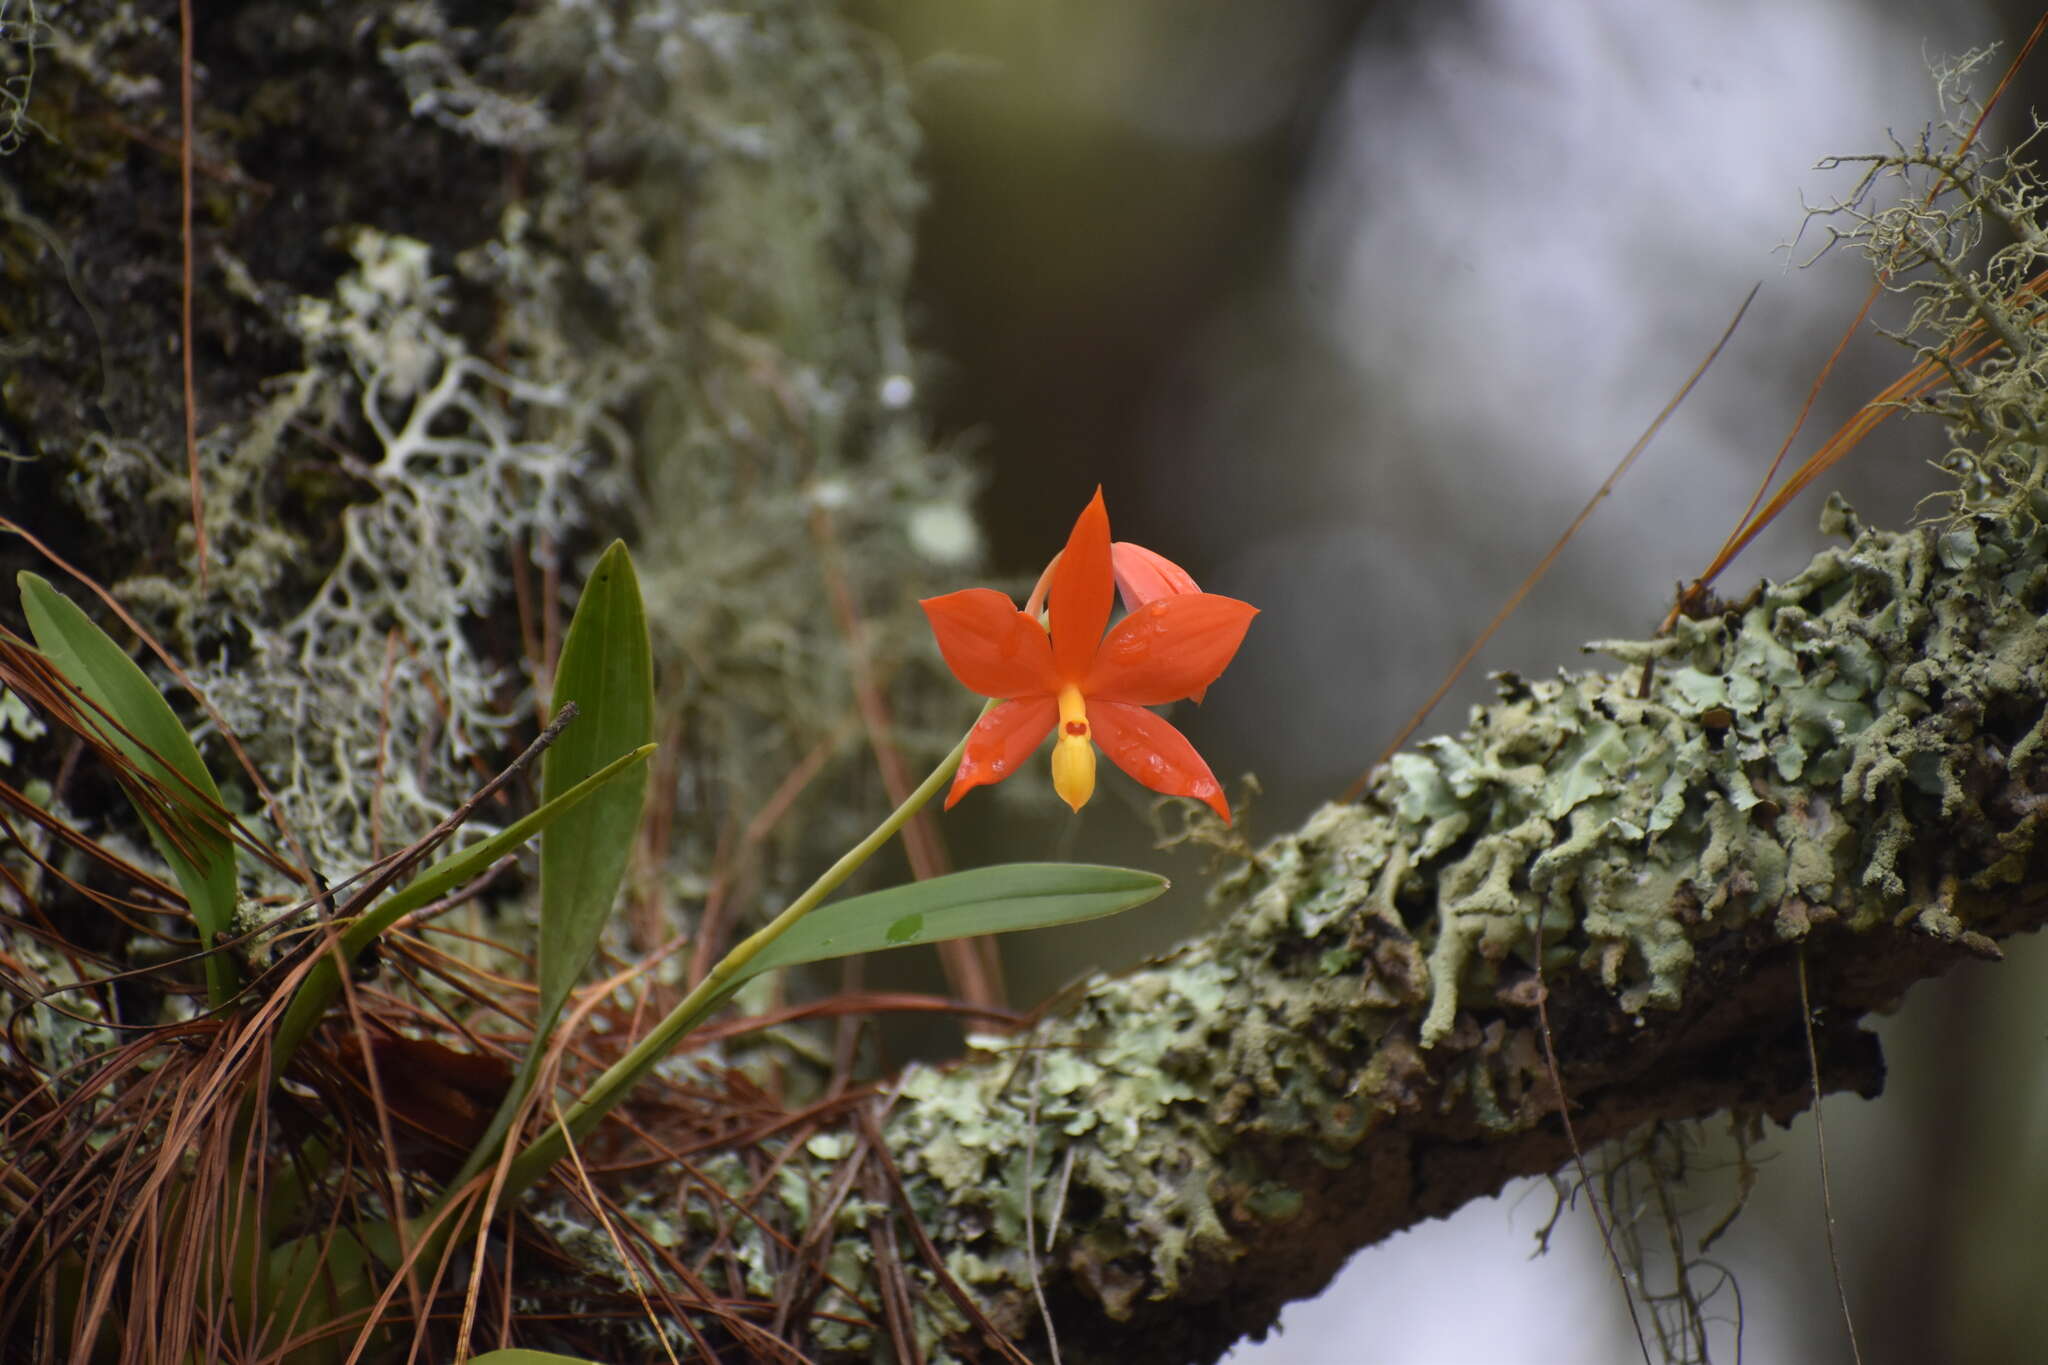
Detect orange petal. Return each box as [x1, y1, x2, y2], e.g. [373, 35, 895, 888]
[1110, 541, 1200, 611]
[1084, 593, 1257, 707]
[1088, 700, 1230, 822]
[943, 697, 1059, 809]
[1049, 489, 1113, 682]
[921, 589, 1058, 698]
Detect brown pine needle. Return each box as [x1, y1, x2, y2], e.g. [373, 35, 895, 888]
[179, 0, 207, 590]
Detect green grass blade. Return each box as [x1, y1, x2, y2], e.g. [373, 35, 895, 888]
[340, 743, 655, 951]
[268, 742, 655, 1077]
[536, 540, 654, 1042]
[729, 862, 1167, 989]
[19, 571, 239, 1003]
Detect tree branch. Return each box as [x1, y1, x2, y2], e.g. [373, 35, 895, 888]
[688, 499, 2044, 1363]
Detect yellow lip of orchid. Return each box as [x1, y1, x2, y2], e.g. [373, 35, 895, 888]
[1050, 684, 1096, 812]
[919, 488, 1257, 821]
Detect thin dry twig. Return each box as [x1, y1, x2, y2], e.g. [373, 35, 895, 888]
[862, 1154, 924, 1365]
[1343, 282, 1760, 801]
[1797, 948, 1865, 1365]
[856, 1097, 1035, 1365]
[1531, 910, 1653, 1365]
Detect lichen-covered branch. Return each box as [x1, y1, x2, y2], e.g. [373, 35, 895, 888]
[831, 70, 2048, 1365]
[708, 502, 2040, 1364]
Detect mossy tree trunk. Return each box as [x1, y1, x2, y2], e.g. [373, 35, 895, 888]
[3, 5, 2045, 1364]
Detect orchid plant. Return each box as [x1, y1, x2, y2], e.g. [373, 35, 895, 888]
[8, 488, 1256, 1356]
[474, 488, 1254, 1206]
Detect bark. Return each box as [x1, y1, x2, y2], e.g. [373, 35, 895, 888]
[4, 5, 2046, 1365]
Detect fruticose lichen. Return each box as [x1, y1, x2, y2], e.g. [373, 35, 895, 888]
[0, 1, 45, 156]
[3, 0, 978, 906]
[135, 223, 635, 874]
[1803, 45, 2048, 540]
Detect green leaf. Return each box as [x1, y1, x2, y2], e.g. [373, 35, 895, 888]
[536, 540, 654, 1042]
[268, 743, 655, 1077]
[479, 862, 1168, 1212]
[728, 862, 1168, 990]
[462, 1352, 608, 1364]
[441, 544, 653, 1194]
[348, 746, 656, 950]
[19, 571, 238, 1003]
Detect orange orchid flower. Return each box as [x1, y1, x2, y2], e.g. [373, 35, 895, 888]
[920, 489, 1257, 821]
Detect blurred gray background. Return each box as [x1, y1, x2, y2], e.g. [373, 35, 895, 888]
[862, 1, 2048, 1360]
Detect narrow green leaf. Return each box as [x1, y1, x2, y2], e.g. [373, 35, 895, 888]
[441, 545, 653, 1194]
[536, 540, 654, 1040]
[462, 1352, 608, 1364]
[268, 743, 655, 1077]
[479, 855, 1162, 1215]
[340, 745, 656, 957]
[729, 862, 1168, 989]
[19, 571, 238, 1003]
[260, 1224, 376, 1357]
[476, 862, 1169, 1203]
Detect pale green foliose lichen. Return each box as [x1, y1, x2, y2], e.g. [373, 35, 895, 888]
[865, 498, 2047, 1333]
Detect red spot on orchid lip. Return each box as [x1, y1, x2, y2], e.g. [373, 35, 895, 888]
[1064, 720, 1087, 736]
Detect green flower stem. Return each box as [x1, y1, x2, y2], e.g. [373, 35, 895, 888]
[479, 700, 991, 1208]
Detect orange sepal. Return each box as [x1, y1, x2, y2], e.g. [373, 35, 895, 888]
[1048, 488, 1114, 681]
[1088, 699, 1230, 822]
[920, 589, 1058, 698]
[944, 697, 1059, 809]
[1084, 593, 1258, 707]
